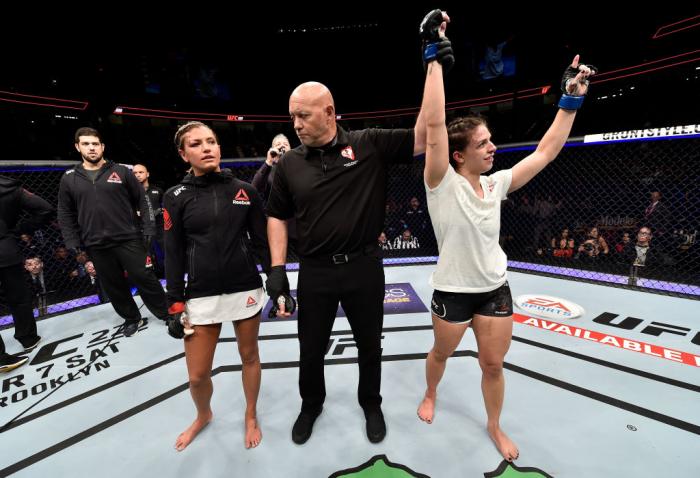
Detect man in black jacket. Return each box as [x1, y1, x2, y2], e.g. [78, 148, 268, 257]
[57, 127, 169, 336]
[0, 176, 54, 372]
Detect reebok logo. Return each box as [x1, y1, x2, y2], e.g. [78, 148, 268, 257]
[341, 146, 355, 160]
[107, 172, 122, 184]
[233, 188, 251, 205]
[246, 296, 257, 307]
[342, 146, 357, 166]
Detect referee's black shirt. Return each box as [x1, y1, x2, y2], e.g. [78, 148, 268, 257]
[266, 126, 414, 258]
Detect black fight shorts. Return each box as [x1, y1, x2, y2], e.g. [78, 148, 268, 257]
[430, 282, 513, 324]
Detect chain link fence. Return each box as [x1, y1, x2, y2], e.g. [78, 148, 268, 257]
[0, 164, 106, 325]
[1, 131, 697, 325]
[367, 133, 699, 297]
[497, 135, 699, 296]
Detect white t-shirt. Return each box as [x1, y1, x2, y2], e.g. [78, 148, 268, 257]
[426, 165, 513, 293]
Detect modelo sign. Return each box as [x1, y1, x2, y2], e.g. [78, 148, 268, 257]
[514, 294, 585, 319]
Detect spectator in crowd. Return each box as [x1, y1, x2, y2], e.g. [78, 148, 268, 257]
[75, 250, 89, 277]
[550, 228, 571, 250]
[252, 134, 291, 201]
[24, 256, 58, 316]
[551, 228, 575, 259]
[252, 134, 297, 258]
[19, 233, 42, 258]
[384, 199, 405, 241]
[394, 228, 421, 250]
[615, 231, 633, 254]
[378, 232, 392, 251]
[622, 226, 658, 269]
[47, 245, 84, 300]
[577, 226, 609, 261]
[402, 196, 429, 241]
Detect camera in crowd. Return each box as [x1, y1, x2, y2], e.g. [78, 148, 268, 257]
[269, 146, 286, 158]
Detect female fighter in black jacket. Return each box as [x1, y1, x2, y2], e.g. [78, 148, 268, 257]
[164, 121, 270, 451]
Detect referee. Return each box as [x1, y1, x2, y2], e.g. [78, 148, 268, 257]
[265, 81, 427, 444]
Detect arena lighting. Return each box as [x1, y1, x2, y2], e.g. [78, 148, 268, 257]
[118, 51, 697, 122]
[652, 14, 700, 39]
[10, 51, 693, 120]
[590, 49, 700, 85]
[112, 106, 289, 123]
[0, 90, 88, 110]
[278, 23, 379, 34]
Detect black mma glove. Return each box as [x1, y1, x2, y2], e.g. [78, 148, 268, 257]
[166, 302, 187, 339]
[420, 9, 454, 73]
[559, 61, 597, 110]
[265, 265, 297, 318]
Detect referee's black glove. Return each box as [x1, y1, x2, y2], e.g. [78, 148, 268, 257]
[265, 265, 296, 318]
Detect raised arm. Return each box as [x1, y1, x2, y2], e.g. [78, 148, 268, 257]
[414, 9, 453, 158]
[509, 55, 595, 193]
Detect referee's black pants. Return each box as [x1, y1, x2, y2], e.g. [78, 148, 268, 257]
[297, 252, 385, 413]
[88, 240, 168, 322]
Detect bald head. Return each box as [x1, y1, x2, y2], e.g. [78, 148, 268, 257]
[289, 82, 337, 147]
[133, 163, 149, 185]
[291, 82, 334, 106]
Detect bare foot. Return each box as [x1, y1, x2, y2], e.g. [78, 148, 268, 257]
[245, 417, 262, 449]
[488, 424, 519, 461]
[417, 396, 436, 424]
[174, 411, 213, 451]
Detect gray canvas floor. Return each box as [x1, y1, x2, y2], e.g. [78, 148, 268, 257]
[1, 265, 699, 477]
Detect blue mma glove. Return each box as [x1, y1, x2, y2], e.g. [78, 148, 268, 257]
[420, 9, 454, 73]
[559, 62, 598, 110]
